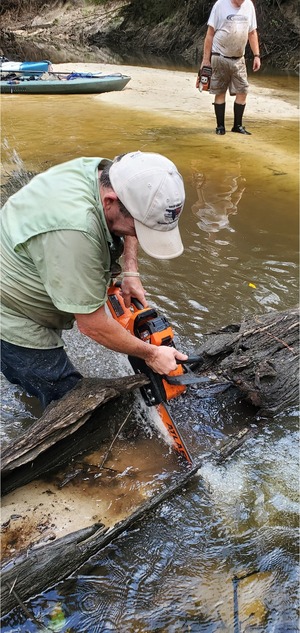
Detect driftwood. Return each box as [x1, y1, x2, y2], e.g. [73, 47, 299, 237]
[193, 307, 299, 415]
[1, 426, 256, 616]
[1, 375, 149, 495]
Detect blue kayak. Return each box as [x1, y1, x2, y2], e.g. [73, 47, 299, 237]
[0, 60, 51, 75]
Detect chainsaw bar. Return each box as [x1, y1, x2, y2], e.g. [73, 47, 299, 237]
[165, 374, 214, 386]
[156, 403, 193, 463]
[128, 354, 192, 463]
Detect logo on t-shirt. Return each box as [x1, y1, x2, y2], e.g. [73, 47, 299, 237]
[226, 14, 248, 21]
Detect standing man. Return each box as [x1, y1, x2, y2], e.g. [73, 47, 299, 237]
[1, 151, 188, 409]
[196, 0, 261, 135]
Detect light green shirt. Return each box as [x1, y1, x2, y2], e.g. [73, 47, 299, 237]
[1, 157, 114, 348]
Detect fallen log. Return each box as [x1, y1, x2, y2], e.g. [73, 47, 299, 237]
[1, 426, 256, 617]
[1, 307, 297, 617]
[1, 374, 149, 495]
[1, 307, 298, 494]
[193, 307, 299, 415]
[2, 375, 149, 473]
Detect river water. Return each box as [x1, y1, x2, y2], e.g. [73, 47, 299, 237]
[0, 67, 299, 632]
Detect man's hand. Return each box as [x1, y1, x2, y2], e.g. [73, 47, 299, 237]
[199, 26, 214, 80]
[252, 57, 261, 72]
[145, 346, 188, 375]
[121, 276, 148, 308]
[75, 306, 187, 374]
[248, 30, 261, 72]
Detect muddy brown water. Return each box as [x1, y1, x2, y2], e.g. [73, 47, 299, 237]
[1, 72, 299, 631]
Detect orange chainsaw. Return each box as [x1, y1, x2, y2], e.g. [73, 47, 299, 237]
[107, 282, 204, 464]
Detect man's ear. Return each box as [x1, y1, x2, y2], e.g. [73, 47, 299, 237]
[101, 190, 119, 212]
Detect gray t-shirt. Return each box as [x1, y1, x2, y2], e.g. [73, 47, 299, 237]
[208, 0, 257, 57]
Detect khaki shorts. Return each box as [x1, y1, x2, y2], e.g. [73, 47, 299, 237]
[210, 56, 249, 96]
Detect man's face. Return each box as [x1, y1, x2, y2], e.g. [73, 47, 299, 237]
[100, 188, 136, 237]
[109, 203, 136, 237]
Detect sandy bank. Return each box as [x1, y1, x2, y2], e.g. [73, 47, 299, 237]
[52, 62, 299, 124]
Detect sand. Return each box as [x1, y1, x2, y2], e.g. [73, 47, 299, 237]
[52, 62, 299, 123]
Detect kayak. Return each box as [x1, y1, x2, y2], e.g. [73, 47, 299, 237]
[0, 72, 131, 95]
[0, 60, 51, 75]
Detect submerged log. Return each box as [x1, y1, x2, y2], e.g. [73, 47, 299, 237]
[1, 375, 149, 495]
[193, 307, 299, 415]
[1, 307, 297, 617]
[1, 426, 256, 617]
[2, 375, 149, 473]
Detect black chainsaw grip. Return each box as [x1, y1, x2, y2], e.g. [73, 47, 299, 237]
[176, 355, 204, 365]
[131, 298, 144, 310]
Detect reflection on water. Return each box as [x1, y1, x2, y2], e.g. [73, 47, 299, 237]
[191, 161, 246, 237]
[0, 75, 299, 631]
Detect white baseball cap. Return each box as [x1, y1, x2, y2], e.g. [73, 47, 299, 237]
[109, 151, 185, 259]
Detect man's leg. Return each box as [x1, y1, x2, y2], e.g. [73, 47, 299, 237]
[1, 340, 82, 409]
[210, 57, 231, 135]
[214, 93, 226, 135]
[232, 94, 251, 135]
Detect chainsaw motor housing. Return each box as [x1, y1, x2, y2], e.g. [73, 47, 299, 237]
[107, 283, 186, 405]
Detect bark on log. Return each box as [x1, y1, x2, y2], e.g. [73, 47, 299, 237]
[193, 307, 299, 415]
[1, 375, 149, 495]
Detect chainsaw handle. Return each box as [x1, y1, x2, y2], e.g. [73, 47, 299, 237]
[131, 297, 144, 310]
[176, 355, 204, 365]
[109, 282, 145, 311]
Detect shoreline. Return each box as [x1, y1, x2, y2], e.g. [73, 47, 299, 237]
[52, 62, 299, 123]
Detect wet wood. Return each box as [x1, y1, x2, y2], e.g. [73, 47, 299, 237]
[193, 307, 299, 415]
[1, 375, 148, 473]
[1, 375, 149, 495]
[2, 308, 298, 494]
[1, 425, 255, 616]
[1, 307, 298, 616]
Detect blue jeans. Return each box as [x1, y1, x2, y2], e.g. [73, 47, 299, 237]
[1, 340, 82, 409]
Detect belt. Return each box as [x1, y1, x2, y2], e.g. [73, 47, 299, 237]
[211, 52, 242, 60]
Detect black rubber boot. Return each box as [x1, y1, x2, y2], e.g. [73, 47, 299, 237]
[214, 102, 226, 134]
[232, 103, 251, 134]
[233, 102, 245, 127]
[231, 125, 252, 135]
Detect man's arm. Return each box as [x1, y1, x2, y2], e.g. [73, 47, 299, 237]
[122, 235, 139, 271]
[196, 26, 215, 88]
[121, 235, 148, 307]
[248, 29, 261, 72]
[202, 26, 215, 66]
[75, 306, 187, 374]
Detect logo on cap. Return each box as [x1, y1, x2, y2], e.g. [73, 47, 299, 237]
[159, 204, 183, 225]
